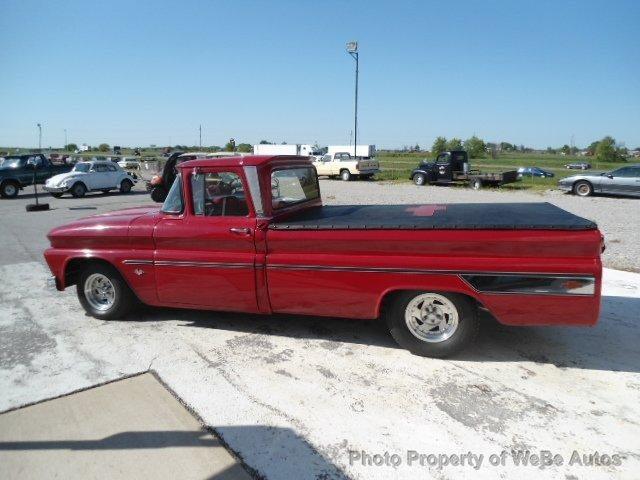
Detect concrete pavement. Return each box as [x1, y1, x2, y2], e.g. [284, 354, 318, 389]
[0, 373, 251, 480]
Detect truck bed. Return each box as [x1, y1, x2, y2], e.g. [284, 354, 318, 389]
[270, 203, 597, 230]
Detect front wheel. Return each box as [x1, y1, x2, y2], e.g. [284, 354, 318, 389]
[340, 169, 351, 181]
[413, 173, 426, 186]
[1, 181, 20, 198]
[574, 180, 593, 197]
[71, 182, 87, 198]
[77, 263, 134, 320]
[383, 291, 479, 358]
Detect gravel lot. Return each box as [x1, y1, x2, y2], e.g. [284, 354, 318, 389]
[320, 180, 640, 272]
[1, 180, 639, 479]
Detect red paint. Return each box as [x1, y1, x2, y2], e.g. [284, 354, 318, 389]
[44, 155, 603, 328]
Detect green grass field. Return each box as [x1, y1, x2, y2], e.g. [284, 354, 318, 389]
[376, 152, 631, 191]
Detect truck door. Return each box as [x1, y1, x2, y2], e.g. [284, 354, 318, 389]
[153, 168, 259, 312]
[435, 153, 453, 181]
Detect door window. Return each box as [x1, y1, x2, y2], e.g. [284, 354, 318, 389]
[95, 164, 108, 173]
[161, 175, 184, 214]
[612, 167, 639, 178]
[436, 153, 449, 164]
[106, 164, 117, 172]
[191, 171, 249, 216]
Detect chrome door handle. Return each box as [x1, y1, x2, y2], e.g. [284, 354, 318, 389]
[229, 227, 251, 235]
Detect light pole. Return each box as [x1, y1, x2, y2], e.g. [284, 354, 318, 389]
[346, 41, 358, 157]
[37, 123, 42, 150]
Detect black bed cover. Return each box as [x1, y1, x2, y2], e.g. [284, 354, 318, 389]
[269, 203, 597, 231]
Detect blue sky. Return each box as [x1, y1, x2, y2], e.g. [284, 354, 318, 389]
[1, 0, 638, 149]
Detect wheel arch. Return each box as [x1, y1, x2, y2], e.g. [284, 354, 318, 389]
[376, 286, 485, 319]
[62, 257, 137, 303]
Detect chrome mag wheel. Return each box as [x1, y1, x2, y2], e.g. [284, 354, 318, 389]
[404, 293, 459, 343]
[84, 273, 116, 311]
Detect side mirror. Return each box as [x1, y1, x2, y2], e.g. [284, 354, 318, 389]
[606, 174, 614, 179]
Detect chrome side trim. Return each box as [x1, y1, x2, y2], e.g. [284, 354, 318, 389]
[460, 273, 595, 296]
[122, 260, 154, 265]
[266, 264, 596, 296]
[155, 260, 253, 269]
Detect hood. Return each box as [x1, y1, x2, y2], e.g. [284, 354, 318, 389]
[561, 171, 606, 181]
[47, 206, 160, 249]
[46, 171, 85, 185]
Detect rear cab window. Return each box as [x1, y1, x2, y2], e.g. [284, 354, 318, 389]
[271, 167, 319, 210]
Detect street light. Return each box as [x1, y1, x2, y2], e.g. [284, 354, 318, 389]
[36, 123, 42, 150]
[346, 41, 358, 157]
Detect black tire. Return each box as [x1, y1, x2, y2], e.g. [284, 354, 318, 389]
[413, 173, 426, 186]
[51, 193, 63, 198]
[151, 186, 167, 203]
[70, 182, 87, 198]
[1, 181, 20, 199]
[470, 178, 483, 190]
[340, 169, 351, 181]
[383, 291, 479, 358]
[77, 263, 134, 320]
[120, 179, 133, 193]
[573, 180, 593, 197]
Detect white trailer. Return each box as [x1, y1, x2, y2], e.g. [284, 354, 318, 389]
[327, 144, 376, 158]
[253, 144, 314, 156]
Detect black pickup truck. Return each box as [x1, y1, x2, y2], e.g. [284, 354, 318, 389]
[410, 150, 519, 190]
[0, 154, 72, 198]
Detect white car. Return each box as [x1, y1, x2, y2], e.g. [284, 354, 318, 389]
[44, 160, 136, 198]
[118, 157, 140, 169]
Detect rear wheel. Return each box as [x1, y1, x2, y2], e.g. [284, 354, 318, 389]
[77, 263, 134, 320]
[413, 173, 426, 186]
[340, 169, 351, 181]
[120, 179, 133, 193]
[1, 181, 20, 198]
[383, 291, 479, 358]
[70, 182, 87, 198]
[470, 178, 483, 190]
[574, 180, 593, 197]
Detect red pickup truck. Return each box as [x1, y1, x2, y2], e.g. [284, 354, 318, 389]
[44, 155, 603, 357]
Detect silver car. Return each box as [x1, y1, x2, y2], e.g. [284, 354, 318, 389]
[558, 164, 640, 197]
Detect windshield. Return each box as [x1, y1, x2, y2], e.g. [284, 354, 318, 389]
[271, 167, 319, 209]
[73, 163, 91, 172]
[162, 174, 184, 214]
[0, 157, 25, 168]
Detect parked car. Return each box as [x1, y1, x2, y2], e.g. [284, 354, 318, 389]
[565, 162, 591, 170]
[0, 154, 72, 198]
[118, 157, 140, 169]
[313, 152, 380, 181]
[558, 164, 640, 197]
[517, 167, 555, 178]
[43, 160, 136, 198]
[44, 155, 603, 358]
[411, 151, 519, 189]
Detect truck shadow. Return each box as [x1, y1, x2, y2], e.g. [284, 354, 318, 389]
[135, 294, 639, 373]
[458, 294, 640, 373]
[0, 425, 347, 480]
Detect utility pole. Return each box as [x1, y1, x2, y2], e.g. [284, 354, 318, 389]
[199, 125, 202, 148]
[37, 123, 42, 150]
[346, 41, 358, 157]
